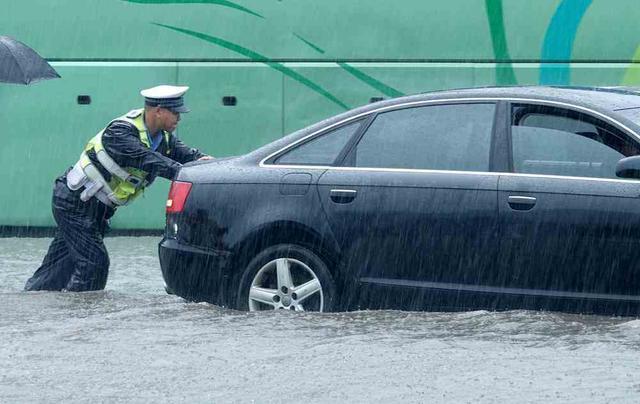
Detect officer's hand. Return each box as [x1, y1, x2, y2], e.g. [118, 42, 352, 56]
[198, 155, 213, 160]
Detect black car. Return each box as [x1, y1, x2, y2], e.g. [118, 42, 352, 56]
[159, 86, 640, 315]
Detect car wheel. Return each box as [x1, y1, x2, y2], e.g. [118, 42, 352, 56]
[236, 244, 336, 312]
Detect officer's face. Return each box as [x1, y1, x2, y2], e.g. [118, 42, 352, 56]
[159, 108, 181, 132]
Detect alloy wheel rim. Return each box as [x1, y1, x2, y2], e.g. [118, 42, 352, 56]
[248, 257, 324, 311]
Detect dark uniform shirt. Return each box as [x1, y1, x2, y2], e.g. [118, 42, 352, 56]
[87, 119, 205, 185]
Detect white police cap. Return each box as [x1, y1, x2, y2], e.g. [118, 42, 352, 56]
[141, 85, 190, 113]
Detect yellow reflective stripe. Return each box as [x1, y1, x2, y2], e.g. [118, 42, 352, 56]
[120, 114, 148, 146]
[84, 133, 104, 154]
[140, 135, 150, 148]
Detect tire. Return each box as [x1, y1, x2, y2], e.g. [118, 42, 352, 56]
[236, 244, 336, 312]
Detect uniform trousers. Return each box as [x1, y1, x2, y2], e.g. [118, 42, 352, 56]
[24, 173, 115, 292]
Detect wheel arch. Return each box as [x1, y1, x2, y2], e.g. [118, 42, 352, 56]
[230, 220, 341, 290]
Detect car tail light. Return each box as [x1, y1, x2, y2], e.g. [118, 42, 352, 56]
[166, 181, 192, 213]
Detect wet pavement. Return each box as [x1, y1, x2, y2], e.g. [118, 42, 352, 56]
[1, 237, 640, 403]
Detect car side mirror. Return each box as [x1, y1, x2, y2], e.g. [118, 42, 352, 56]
[615, 155, 640, 179]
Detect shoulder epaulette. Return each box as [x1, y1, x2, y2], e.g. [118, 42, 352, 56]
[126, 109, 143, 119]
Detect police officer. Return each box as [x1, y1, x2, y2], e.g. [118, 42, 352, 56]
[25, 85, 211, 292]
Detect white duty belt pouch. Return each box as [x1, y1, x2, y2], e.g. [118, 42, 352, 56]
[66, 161, 88, 191]
[80, 180, 104, 202]
[66, 161, 105, 202]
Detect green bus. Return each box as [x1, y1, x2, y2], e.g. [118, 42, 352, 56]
[2, 0, 639, 230]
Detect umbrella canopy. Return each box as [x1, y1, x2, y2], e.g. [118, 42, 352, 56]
[0, 36, 60, 85]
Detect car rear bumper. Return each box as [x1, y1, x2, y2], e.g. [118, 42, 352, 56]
[158, 238, 234, 306]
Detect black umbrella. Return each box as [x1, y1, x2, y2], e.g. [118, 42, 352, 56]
[0, 35, 60, 85]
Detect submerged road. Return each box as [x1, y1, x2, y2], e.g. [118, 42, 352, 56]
[1, 237, 640, 402]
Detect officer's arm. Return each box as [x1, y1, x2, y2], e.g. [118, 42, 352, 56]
[102, 121, 182, 180]
[168, 135, 207, 164]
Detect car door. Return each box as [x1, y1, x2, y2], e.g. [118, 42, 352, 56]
[497, 103, 640, 313]
[316, 101, 500, 310]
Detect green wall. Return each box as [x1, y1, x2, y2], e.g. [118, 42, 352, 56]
[2, 0, 640, 229]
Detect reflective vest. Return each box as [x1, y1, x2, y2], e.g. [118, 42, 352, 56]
[66, 109, 170, 207]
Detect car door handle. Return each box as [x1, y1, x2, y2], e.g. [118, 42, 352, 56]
[330, 189, 357, 204]
[507, 196, 537, 211]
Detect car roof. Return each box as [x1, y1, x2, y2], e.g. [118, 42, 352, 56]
[413, 85, 640, 111]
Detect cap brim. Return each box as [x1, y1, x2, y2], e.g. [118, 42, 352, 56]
[170, 105, 190, 113]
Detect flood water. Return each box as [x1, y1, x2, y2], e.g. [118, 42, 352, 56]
[1, 237, 640, 403]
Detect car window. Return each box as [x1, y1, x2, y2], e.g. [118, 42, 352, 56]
[275, 120, 362, 165]
[348, 103, 495, 171]
[511, 105, 640, 179]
